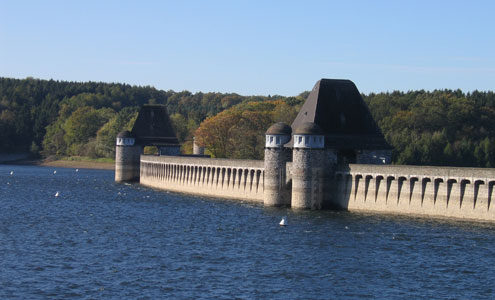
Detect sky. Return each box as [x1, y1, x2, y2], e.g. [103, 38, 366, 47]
[1, 0, 495, 96]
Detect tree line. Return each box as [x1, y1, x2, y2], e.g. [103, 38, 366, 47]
[0, 77, 291, 157]
[194, 90, 495, 168]
[363, 90, 495, 167]
[1, 77, 494, 167]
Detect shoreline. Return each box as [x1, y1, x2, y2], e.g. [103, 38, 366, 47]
[2, 158, 115, 170]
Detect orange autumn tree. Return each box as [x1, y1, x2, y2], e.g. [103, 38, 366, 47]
[194, 110, 240, 158]
[194, 100, 298, 159]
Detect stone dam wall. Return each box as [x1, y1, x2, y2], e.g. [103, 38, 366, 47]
[334, 164, 495, 221]
[139, 155, 495, 222]
[140, 155, 264, 202]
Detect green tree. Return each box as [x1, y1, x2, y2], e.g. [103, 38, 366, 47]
[95, 107, 139, 157]
[63, 106, 115, 155]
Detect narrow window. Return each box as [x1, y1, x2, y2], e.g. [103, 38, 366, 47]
[276, 136, 280, 144]
[298, 136, 302, 144]
[270, 136, 273, 143]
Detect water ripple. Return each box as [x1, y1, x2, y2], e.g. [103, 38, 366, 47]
[1, 165, 495, 299]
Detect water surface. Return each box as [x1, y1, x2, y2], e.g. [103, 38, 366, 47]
[1, 165, 494, 299]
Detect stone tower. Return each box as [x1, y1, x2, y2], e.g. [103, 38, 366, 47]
[115, 130, 142, 182]
[263, 122, 292, 207]
[291, 122, 325, 209]
[115, 104, 180, 183]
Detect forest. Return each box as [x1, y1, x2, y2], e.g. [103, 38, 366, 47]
[0, 77, 494, 167]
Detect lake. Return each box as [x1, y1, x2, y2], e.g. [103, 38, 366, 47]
[1, 165, 494, 299]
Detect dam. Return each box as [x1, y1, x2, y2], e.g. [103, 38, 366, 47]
[138, 157, 495, 221]
[116, 79, 495, 222]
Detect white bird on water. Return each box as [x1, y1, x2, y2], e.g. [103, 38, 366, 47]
[279, 216, 288, 226]
[55, 191, 60, 197]
[53, 170, 57, 174]
[75, 169, 79, 172]
[10, 171, 13, 175]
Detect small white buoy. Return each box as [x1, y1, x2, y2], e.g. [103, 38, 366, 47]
[53, 170, 57, 174]
[10, 171, 14, 175]
[55, 191, 59, 197]
[279, 216, 288, 226]
[75, 169, 79, 172]
[345, 226, 349, 230]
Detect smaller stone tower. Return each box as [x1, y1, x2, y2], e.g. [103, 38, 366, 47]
[263, 122, 292, 207]
[115, 130, 142, 182]
[291, 122, 325, 209]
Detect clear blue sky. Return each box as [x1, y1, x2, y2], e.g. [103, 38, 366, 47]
[1, 0, 494, 96]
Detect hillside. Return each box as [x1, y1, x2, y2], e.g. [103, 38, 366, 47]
[0, 77, 296, 158]
[1, 77, 494, 167]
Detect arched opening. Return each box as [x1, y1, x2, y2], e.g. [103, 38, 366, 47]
[375, 175, 384, 202]
[386, 176, 395, 203]
[460, 179, 471, 208]
[446, 179, 458, 207]
[474, 180, 485, 209]
[434, 178, 444, 204]
[256, 170, 262, 192]
[353, 174, 363, 200]
[421, 177, 432, 205]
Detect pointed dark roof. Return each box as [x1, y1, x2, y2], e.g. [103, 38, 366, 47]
[290, 79, 391, 149]
[131, 104, 179, 146]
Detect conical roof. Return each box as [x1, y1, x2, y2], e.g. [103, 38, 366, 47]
[131, 104, 179, 146]
[117, 130, 136, 138]
[266, 122, 292, 135]
[290, 79, 391, 149]
[294, 122, 323, 135]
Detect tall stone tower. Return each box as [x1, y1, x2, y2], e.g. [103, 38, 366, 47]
[287, 79, 393, 209]
[291, 122, 325, 209]
[263, 122, 292, 207]
[115, 104, 180, 183]
[115, 130, 142, 182]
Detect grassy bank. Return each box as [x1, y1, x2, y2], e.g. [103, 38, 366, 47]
[38, 156, 115, 170]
